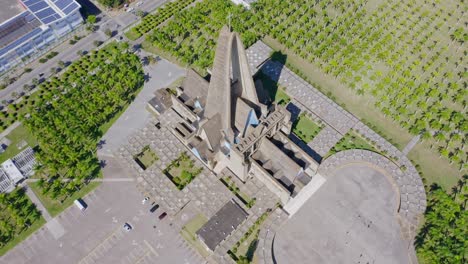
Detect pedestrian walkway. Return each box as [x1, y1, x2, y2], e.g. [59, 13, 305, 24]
[24, 186, 66, 239]
[402, 135, 420, 155]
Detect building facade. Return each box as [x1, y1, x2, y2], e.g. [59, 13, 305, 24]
[0, 0, 83, 74]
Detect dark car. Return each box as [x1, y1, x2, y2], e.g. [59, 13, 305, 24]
[149, 204, 159, 213]
[158, 212, 167, 220]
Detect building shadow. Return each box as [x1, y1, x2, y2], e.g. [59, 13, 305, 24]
[289, 133, 322, 163]
[77, 0, 101, 16]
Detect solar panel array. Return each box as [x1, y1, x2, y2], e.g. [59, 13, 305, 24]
[51, 0, 80, 15]
[21, 0, 80, 24]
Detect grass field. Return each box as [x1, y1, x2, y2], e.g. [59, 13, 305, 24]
[263, 36, 463, 188]
[0, 124, 37, 163]
[292, 114, 323, 143]
[180, 213, 210, 257]
[0, 216, 45, 256]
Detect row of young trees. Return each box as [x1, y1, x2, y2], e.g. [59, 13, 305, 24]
[147, 0, 262, 72]
[127, 0, 196, 40]
[148, 0, 466, 171]
[23, 43, 144, 200]
[251, 0, 466, 170]
[415, 179, 467, 263]
[0, 188, 41, 248]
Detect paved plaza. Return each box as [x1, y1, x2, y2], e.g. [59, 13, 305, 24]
[274, 164, 410, 264]
[117, 111, 280, 263]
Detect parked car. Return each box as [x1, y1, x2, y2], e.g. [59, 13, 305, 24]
[149, 204, 159, 213]
[123, 223, 132, 231]
[158, 212, 167, 220]
[142, 197, 149, 204]
[74, 199, 87, 211]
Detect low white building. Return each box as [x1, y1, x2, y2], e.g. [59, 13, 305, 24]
[230, 0, 257, 9]
[0, 147, 37, 193]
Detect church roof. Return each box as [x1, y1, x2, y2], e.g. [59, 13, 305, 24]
[182, 69, 209, 106]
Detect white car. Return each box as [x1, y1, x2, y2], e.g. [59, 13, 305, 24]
[126, 7, 134, 13]
[123, 223, 132, 231]
[142, 197, 149, 204]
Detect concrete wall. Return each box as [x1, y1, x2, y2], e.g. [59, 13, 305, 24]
[250, 160, 290, 204]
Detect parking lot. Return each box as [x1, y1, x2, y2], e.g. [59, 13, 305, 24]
[1, 156, 203, 264]
[0, 59, 201, 264]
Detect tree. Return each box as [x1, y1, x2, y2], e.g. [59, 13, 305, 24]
[104, 28, 113, 38]
[415, 185, 467, 263]
[86, 15, 97, 25]
[93, 40, 103, 47]
[57, 60, 65, 69]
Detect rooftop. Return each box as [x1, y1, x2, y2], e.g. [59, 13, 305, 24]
[0, 0, 25, 24]
[196, 200, 248, 251]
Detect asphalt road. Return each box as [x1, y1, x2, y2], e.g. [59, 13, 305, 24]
[0, 0, 168, 102]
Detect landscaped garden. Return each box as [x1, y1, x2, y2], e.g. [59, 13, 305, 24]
[23, 42, 144, 213]
[0, 188, 44, 256]
[125, 0, 196, 40]
[221, 176, 256, 209]
[180, 213, 210, 257]
[163, 152, 203, 190]
[134, 145, 159, 170]
[292, 113, 323, 143]
[228, 210, 271, 264]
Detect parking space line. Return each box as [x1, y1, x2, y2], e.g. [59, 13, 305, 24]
[78, 226, 124, 264]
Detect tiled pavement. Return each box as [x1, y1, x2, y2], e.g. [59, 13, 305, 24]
[307, 125, 343, 157]
[245, 41, 273, 75]
[118, 110, 281, 263]
[318, 150, 426, 240]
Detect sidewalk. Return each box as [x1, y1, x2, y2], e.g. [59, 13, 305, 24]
[24, 185, 51, 221]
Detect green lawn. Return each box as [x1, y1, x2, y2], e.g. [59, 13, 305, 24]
[292, 114, 323, 143]
[124, 29, 140, 41]
[180, 213, 210, 257]
[326, 131, 379, 158]
[0, 216, 46, 256]
[0, 124, 37, 163]
[408, 143, 460, 191]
